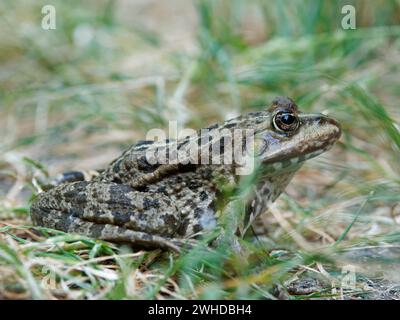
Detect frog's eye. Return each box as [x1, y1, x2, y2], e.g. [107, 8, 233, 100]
[273, 111, 299, 133]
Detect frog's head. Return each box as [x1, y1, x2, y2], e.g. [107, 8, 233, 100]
[253, 97, 341, 170]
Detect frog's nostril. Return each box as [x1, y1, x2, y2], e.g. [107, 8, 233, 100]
[325, 118, 342, 139]
[327, 117, 340, 129]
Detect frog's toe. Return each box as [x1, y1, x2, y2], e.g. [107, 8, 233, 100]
[51, 170, 101, 186]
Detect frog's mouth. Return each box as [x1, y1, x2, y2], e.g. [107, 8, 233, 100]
[256, 113, 341, 168]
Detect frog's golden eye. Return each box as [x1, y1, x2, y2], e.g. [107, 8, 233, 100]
[273, 111, 299, 133]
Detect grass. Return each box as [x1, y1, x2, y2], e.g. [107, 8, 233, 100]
[1, 0, 400, 299]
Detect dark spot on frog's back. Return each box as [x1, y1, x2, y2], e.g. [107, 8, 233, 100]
[108, 184, 134, 205]
[143, 197, 160, 210]
[188, 179, 202, 190]
[199, 191, 208, 201]
[157, 185, 167, 194]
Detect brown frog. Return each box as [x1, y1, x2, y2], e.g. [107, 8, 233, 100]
[30, 97, 341, 252]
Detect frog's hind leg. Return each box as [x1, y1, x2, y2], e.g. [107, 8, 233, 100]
[31, 206, 184, 252]
[30, 181, 188, 252]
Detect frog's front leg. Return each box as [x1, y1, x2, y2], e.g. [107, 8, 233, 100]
[30, 181, 187, 252]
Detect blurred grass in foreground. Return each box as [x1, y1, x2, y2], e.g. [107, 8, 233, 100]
[0, 0, 400, 299]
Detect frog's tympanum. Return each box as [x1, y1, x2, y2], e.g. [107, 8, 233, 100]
[31, 97, 341, 252]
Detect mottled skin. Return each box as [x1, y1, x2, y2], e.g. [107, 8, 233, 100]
[31, 97, 341, 252]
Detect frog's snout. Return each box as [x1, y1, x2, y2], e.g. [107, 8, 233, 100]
[317, 114, 342, 142]
[296, 113, 342, 155]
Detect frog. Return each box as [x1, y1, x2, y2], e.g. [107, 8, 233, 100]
[30, 97, 341, 252]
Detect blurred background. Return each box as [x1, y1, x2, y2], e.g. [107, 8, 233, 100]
[0, 0, 400, 299]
